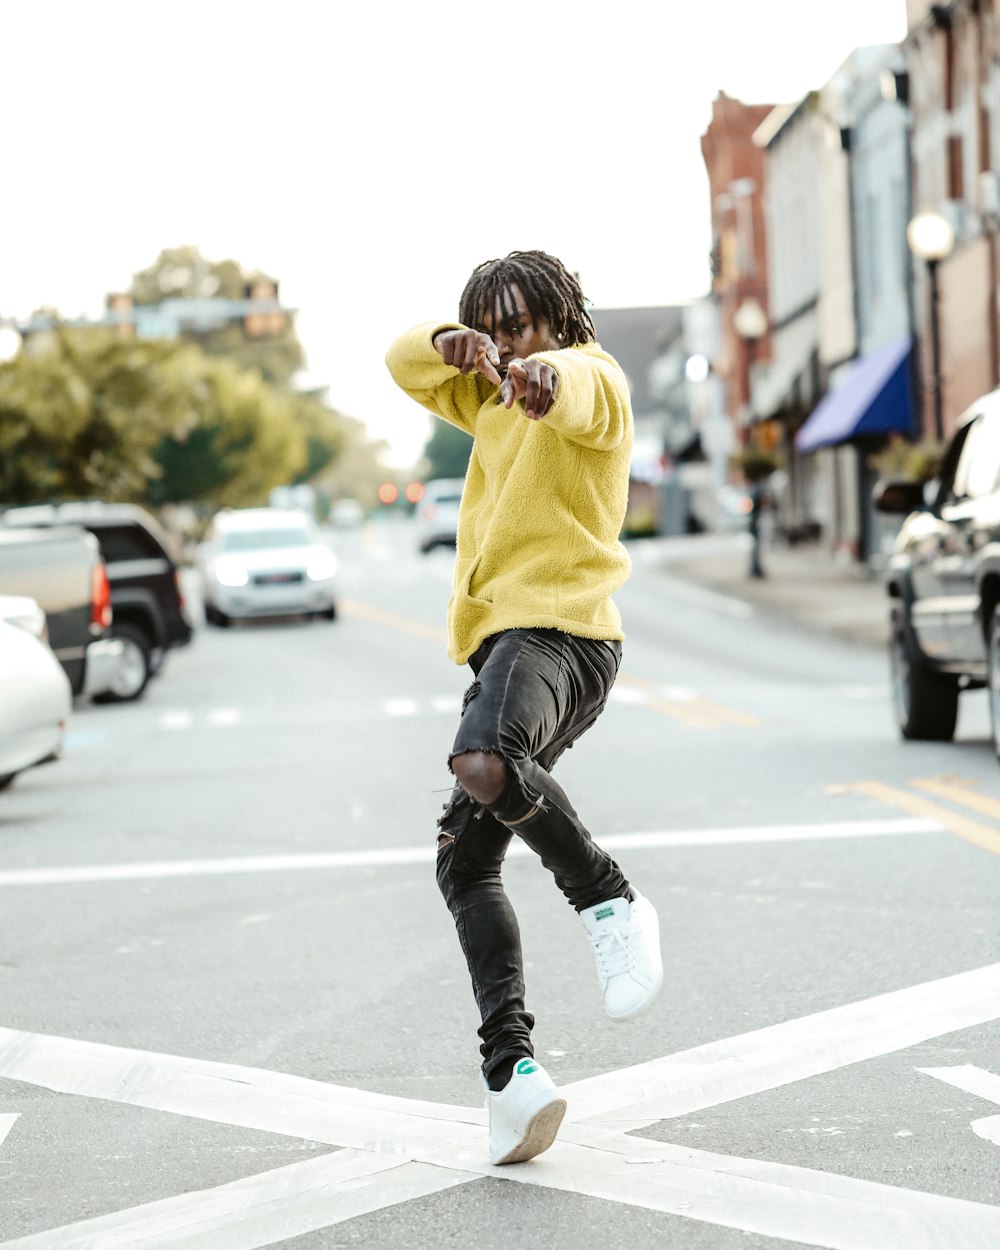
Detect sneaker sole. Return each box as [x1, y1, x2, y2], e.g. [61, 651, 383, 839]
[493, 1097, 568, 1165]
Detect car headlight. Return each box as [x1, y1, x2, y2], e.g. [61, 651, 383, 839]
[214, 559, 250, 588]
[307, 552, 338, 581]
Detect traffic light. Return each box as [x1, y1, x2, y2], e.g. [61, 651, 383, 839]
[106, 293, 135, 338]
[243, 279, 287, 338]
[405, 482, 425, 504]
[377, 482, 399, 506]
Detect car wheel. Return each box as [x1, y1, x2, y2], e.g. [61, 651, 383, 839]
[320, 602, 337, 621]
[889, 615, 959, 741]
[94, 623, 152, 703]
[0, 774, 15, 792]
[988, 607, 1000, 764]
[205, 605, 231, 628]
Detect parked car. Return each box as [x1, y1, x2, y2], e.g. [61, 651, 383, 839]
[0, 524, 122, 699]
[874, 386, 1000, 760]
[196, 508, 338, 625]
[0, 601, 72, 791]
[2, 502, 194, 702]
[415, 478, 465, 553]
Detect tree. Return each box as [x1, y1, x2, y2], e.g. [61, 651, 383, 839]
[0, 329, 203, 503]
[129, 245, 305, 388]
[422, 418, 472, 480]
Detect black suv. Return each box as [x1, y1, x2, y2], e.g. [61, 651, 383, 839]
[875, 390, 1000, 760]
[1, 502, 194, 701]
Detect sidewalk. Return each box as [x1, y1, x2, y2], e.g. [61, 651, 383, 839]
[637, 532, 890, 650]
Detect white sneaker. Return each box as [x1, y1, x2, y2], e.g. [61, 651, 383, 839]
[580, 889, 663, 1021]
[484, 1058, 567, 1165]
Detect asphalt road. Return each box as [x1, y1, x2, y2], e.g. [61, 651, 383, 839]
[2, 518, 1000, 1249]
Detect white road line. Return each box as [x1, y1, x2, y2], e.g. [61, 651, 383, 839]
[0, 1113, 18, 1151]
[0, 818, 939, 888]
[489, 1131, 1000, 1250]
[919, 1066, 1000, 1150]
[158, 711, 193, 730]
[0, 1153, 471, 1250]
[918, 1064, 1000, 1105]
[206, 708, 241, 727]
[7, 970, 1000, 1250]
[561, 961, 1000, 1127]
[383, 698, 419, 717]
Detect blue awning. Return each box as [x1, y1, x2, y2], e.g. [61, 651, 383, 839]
[794, 338, 914, 453]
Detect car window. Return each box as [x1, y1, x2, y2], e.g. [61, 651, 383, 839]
[95, 525, 165, 563]
[949, 412, 1000, 502]
[221, 528, 313, 551]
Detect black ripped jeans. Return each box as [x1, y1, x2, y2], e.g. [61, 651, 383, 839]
[435, 628, 629, 1085]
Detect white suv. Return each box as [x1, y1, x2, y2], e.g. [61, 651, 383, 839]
[197, 508, 337, 626]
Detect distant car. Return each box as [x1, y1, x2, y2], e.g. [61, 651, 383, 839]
[329, 498, 365, 528]
[875, 386, 1000, 759]
[1, 502, 194, 702]
[0, 602, 72, 791]
[415, 479, 465, 553]
[197, 508, 338, 625]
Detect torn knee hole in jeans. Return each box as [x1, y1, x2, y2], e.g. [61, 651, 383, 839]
[460, 680, 481, 713]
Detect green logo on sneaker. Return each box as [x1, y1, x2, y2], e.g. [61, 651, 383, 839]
[516, 1059, 538, 1076]
[594, 906, 615, 921]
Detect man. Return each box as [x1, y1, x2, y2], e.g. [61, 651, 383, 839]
[385, 250, 662, 1167]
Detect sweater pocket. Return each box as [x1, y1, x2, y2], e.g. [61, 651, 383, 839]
[463, 554, 493, 605]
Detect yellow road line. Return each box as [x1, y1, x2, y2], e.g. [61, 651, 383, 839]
[911, 777, 1000, 824]
[617, 671, 760, 731]
[846, 780, 1000, 858]
[339, 599, 447, 644]
[339, 603, 756, 731]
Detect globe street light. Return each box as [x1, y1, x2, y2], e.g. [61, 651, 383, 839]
[0, 323, 22, 363]
[907, 210, 955, 440]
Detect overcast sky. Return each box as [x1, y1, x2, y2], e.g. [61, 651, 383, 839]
[3, 0, 907, 469]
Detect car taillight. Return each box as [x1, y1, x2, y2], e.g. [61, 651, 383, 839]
[173, 570, 187, 612]
[91, 562, 112, 632]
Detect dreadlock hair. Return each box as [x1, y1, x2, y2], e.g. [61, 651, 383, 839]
[458, 250, 596, 347]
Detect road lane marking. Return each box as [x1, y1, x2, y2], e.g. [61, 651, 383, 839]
[614, 671, 760, 730]
[919, 1066, 1000, 1149]
[911, 776, 1000, 824]
[560, 961, 1000, 1128]
[339, 599, 447, 643]
[843, 780, 1000, 857]
[206, 708, 241, 727]
[339, 599, 757, 731]
[6, 963, 1000, 1250]
[383, 698, 420, 717]
[0, 1153, 472, 1250]
[158, 711, 193, 730]
[0, 1113, 18, 1152]
[0, 818, 939, 888]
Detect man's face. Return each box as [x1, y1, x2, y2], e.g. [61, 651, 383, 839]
[474, 284, 561, 375]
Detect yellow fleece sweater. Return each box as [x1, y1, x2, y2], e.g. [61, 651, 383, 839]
[385, 322, 633, 665]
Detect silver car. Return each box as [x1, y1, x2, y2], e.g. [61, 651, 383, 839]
[0, 597, 72, 791]
[415, 479, 465, 553]
[197, 508, 338, 626]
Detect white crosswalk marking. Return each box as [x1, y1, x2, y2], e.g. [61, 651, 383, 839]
[4, 962, 1000, 1247]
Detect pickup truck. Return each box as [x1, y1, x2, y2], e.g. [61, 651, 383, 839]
[0, 525, 122, 698]
[874, 385, 1000, 761]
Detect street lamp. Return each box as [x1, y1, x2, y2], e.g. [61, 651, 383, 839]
[907, 210, 955, 440]
[733, 297, 768, 420]
[0, 323, 22, 363]
[732, 297, 769, 578]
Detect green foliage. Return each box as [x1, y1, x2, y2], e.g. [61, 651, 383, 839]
[423, 419, 471, 480]
[868, 435, 944, 483]
[0, 329, 202, 503]
[130, 245, 305, 388]
[0, 245, 387, 513]
[731, 446, 782, 483]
